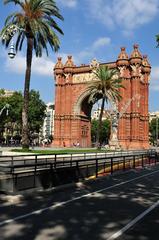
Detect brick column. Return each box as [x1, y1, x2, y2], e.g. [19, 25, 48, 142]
[130, 75, 141, 148]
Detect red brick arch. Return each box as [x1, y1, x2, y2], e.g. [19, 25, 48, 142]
[53, 45, 151, 149]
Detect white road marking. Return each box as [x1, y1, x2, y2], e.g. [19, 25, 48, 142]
[107, 200, 159, 240]
[0, 169, 159, 227]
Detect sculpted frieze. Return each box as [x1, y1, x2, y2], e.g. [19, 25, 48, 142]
[118, 66, 131, 78]
[72, 72, 96, 83]
[118, 66, 126, 77]
[130, 64, 142, 76]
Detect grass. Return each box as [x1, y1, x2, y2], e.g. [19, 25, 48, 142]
[11, 148, 111, 155]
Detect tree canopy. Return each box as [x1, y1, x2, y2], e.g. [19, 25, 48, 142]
[1, 0, 64, 56]
[91, 119, 110, 145]
[0, 89, 46, 143]
[28, 90, 46, 134]
[88, 65, 123, 147]
[0, 0, 63, 149]
[149, 118, 159, 145]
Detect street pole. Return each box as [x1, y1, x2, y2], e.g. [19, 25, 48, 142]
[156, 117, 158, 146]
[0, 104, 10, 117]
[0, 104, 10, 152]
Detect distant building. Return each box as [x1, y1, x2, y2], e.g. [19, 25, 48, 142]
[149, 111, 159, 122]
[0, 89, 15, 97]
[92, 108, 111, 120]
[42, 102, 55, 140]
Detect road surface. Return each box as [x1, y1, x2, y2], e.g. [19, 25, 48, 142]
[0, 164, 159, 240]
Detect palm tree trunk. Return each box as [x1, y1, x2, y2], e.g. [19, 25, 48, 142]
[21, 37, 33, 149]
[96, 97, 105, 148]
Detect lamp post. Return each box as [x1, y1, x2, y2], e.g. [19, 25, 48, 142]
[156, 116, 158, 146]
[0, 104, 10, 149]
[0, 104, 10, 117]
[8, 41, 16, 59]
[1, 24, 22, 59]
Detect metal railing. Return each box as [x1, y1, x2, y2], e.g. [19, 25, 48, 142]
[0, 149, 158, 192]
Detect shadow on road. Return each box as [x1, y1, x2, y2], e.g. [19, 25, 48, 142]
[0, 167, 159, 240]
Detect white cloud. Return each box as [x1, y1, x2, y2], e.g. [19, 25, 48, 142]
[86, 0, 159, 34]
[32, 57, 55, 76]
[5, 54, 26, 74]
[57, 37, 111, 65]
[76, 50, 93, 64]
[59, 0, 77, 8]
[86, 0, 114, 29]
[77, 37, 111, 63]
[92, 37, 111, 50]
[150, 66, 159, 91]
[114, 0, 158, 34]
[5, 53, 54, 76]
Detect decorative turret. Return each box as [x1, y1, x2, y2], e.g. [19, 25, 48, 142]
[54, 57, 63, 74]
[116, 47, 129, 66]
[129, 44, 142, 65]
[142, 55, 151, 73]
[64, 55, 75, 73]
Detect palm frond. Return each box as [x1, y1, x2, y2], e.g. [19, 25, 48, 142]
[88, 65, 123, 107]
[156, 34, 159, 47]
[1, 0, 64, 56]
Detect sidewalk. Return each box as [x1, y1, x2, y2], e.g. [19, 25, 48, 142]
[0, 147, 29, 156]
[0, 146, 97, 156]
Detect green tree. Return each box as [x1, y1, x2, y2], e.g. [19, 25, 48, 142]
[0, 89, 5, 96]
[88, 65, 123, 148]
[28, 90, 46, 136]
[0, 96, 8, 140]
[156, 35, 159, 47]
[91, 119, 98, 143]
[0, 0, 64, 149]
[0, 89, 46, 144]
[91, 119, 110, 145]
[149, 118, 159, 145]
[0, 91, 23, 142]
[7, 91, 23, 124]
[100, 119, 111, 144]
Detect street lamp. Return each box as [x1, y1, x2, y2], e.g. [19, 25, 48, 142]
[156, 116, 158, 146]
[1, 24, 23, 59]
[8, 42, 16, 59]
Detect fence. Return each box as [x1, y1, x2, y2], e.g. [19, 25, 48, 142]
[0, 149, 158, 193]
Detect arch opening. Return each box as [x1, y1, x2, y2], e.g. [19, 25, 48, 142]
[75, 91, 111, 148]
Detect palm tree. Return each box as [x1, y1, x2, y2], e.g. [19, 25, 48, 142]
[0, 0, 64, 149]
[156, 35, 159, 47]
[88, 65, 123, 148]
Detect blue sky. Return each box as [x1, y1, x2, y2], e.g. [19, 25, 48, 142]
[0, 0, 159, 112]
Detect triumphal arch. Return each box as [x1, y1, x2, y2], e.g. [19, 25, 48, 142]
[53, 44, 151, 149]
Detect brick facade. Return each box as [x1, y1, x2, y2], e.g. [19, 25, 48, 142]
[53, 45, 151, 149]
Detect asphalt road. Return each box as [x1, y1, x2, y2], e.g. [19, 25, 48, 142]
[1, 165, 159, 240]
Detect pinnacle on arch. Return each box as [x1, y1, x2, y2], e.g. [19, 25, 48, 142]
[116, 47, 129, 66]
[54, 57, 63, 69]
[64, 55, 75, 67]
[118, 47, 129, 60]
[142, 55, 151, 73]
[130, 44, 142, 59]
[142, 55, 150, 67]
